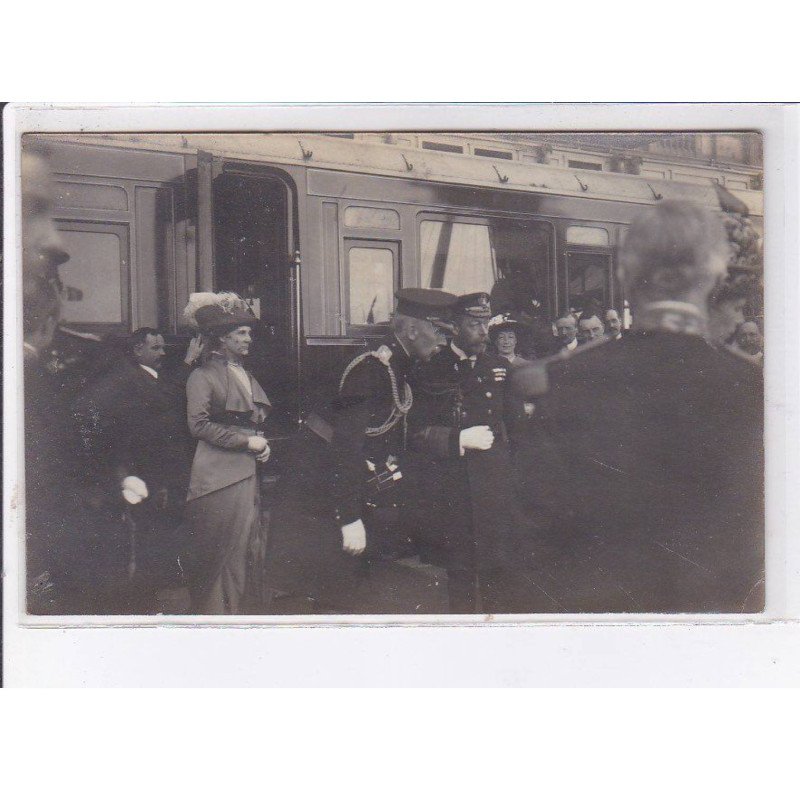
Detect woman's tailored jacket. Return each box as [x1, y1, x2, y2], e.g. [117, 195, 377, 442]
[186, 354, 271, 501]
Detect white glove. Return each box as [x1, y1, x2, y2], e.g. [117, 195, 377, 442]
[341, 519, 367, 555]
[459, 425, 494, 455]
[121, 475, 148, 505]
[247, 435, 269, 454]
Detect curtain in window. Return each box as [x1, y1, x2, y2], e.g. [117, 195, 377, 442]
[348, 247, 394, 325]
[420, 221, 495, 294]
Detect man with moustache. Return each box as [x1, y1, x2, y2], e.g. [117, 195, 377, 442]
[73, 328, 204, 612]
[408, 293, 535, 614]
[604, 308, 623, 340]
[268, 288, 456, 612]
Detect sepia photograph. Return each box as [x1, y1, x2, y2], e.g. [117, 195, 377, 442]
[13, 123, 767, 619]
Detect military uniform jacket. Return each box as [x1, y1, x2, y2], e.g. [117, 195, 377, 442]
[326, 334, 413, 526]
[408, 344, 521, 570]
[409, 344, 510, 458]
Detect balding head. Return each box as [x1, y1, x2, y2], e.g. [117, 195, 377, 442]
[620, 201, 729, 309]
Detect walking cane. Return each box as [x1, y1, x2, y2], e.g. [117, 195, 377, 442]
[124, 508, 137, 580]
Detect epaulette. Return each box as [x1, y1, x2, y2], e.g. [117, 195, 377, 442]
[339, 346, 412, 437]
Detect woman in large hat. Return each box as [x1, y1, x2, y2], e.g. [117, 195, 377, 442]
[488, 313, 533, 367]
[182, 293, 272, 614]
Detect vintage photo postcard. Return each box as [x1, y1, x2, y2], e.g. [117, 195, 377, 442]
[4, 104, 795, 645]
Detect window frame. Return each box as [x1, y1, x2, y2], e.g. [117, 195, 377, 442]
[416, 210, 556, 319]
[343, 204, 401, 231]
[416, 211, 498, 293]
[562, 245, 616, 314]
[343, 237, 401, 336]
[54, 218, 132, 334]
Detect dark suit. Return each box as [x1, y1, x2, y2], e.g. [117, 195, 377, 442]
[24, 352, 129, 614]
[73, 359, 196, 610]
[408, 345, 535, 613]
[520, 331, 765, 612]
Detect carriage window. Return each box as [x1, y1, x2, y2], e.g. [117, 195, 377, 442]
[347, 245, 396, 326]
[420, 217, 552, 321]
[58, 225, 130, 327]
[344, 206, 400, 230]
[566, 225, 609, 246]
[420, 220, 496, 294]
[566, 251, 613, 312]
[473, 148, 513, 160]
[568, 159, 603, 171]
[488, 218, 552, 321]
[421, 141, 464, 154]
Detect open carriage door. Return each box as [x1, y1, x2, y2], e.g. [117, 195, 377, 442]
[194, 152, 301, 436]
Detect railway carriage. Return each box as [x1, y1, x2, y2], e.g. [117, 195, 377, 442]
[29, 131, 764, 434]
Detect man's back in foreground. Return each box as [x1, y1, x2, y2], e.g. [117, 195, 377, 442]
[523, 331, 763, 612]
[515, 200, 764, 613]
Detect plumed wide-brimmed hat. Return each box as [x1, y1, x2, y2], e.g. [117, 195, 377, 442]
[183, 292, 257, 335]
[489, 312, 527, 337]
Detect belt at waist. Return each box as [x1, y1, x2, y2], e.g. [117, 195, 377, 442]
[224, 423, 260, 437]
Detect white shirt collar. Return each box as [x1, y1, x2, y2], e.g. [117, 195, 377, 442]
[139, 364, 158, 379]
[565, 339, 578, 351]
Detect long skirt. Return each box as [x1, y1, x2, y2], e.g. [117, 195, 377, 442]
[185, 475, 264, 615]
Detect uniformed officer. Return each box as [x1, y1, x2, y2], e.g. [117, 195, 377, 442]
[327, 288, 456, 554]
[267, 288, 455, 611]
[408, 292, 537, 614]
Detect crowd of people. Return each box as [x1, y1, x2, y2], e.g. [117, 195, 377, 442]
[20, 146, 765, 616]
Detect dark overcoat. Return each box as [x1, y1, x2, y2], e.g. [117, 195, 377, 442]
[519, 331, 765, 613]
[25, 355, 128, 613]
[74, 359, 196, 504]
[407, 344, 534, 612]
[72, 358, 199, 599]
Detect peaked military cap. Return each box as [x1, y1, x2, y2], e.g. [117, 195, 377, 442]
[453, 292, 492, 319]
[395, 288, 457, 322]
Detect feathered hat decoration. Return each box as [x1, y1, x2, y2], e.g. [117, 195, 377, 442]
[182, 291, 256, 333]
